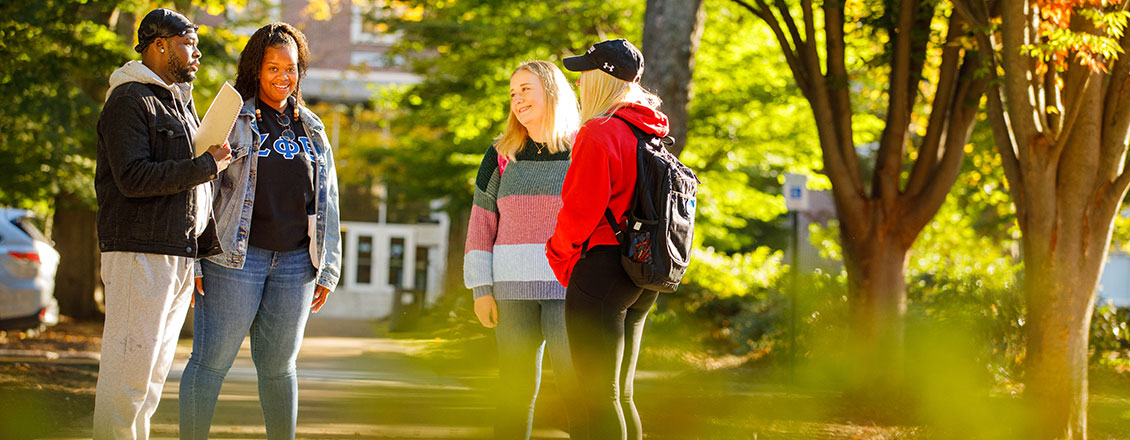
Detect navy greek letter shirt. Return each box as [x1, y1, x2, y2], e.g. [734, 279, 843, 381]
[249, 98, 315, 252]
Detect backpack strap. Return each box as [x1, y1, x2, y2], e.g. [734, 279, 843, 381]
[580, 208, 624, 258]
[579, 115, 640, 259]
[609, 114, 649, 140]
[611, 113, 677, 152]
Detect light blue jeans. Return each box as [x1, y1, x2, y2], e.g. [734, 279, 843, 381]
[179, 245, 316, 440]
[494, 299, 581, 439]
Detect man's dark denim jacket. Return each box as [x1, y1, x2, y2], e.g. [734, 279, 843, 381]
[95, 81, 221, 258]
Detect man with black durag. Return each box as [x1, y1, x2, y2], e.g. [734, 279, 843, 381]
[92, 8, 231, 439]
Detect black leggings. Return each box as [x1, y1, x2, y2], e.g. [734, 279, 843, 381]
[565, 245, 659, 440]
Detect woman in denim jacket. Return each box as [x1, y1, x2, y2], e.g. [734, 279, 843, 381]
[179, 22, 341, 440]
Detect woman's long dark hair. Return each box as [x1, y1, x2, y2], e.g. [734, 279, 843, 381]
[234, 22, 311, 106]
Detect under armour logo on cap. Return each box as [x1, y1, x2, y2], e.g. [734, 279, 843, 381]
[563, 39, 644, 83]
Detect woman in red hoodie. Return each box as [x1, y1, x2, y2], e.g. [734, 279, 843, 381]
[546, 39, 669, 440]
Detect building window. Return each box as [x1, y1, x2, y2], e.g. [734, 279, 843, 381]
[223, 0, 281, 36]
[351, 1, 402, 45]
[350, 51, 406, 69]
[414, 246, 429, 292]
[356, 235, 373, 285]
[388, 236, 405, 287]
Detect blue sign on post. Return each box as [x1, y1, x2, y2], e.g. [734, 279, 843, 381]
[784, 173, 809, 212]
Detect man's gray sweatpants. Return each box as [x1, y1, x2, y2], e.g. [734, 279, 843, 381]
[93, 251, 194, 439]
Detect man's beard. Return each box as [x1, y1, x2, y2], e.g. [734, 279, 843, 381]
[167, 50, 195, 83]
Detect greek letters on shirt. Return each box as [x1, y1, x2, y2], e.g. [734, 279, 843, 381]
[257, 132, 315, 161]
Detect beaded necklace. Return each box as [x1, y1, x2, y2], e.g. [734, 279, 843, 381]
[256, 96, 300, 141]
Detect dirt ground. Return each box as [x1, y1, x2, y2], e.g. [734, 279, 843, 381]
[0, 320, 102, 440]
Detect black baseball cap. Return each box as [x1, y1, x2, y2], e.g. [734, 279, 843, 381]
[134, 8, 198, 53]
[562, 39, 644, 83]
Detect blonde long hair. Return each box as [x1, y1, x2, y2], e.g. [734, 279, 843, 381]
[577, 69, 662, 124]
[495, 61, 580, 160]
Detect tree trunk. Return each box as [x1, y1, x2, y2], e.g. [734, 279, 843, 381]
[1015, 124, 1117, 439]
[840, 208, 912, 393]
[51, 193, 103, 320]
[961, 16, 1130, 430]
[1023, 256, 1096, 439]
[641, 0, 705, 156]
[845, 237, 909, 354]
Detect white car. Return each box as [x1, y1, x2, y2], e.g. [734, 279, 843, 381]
[0, 208, 59, 331]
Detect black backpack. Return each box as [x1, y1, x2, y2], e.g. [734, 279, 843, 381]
[591, 114, 699, 292]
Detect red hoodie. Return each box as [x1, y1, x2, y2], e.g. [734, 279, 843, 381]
[545, 101, 670, 286]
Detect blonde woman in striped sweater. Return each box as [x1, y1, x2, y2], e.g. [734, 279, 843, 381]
[464, 60, 582, 439]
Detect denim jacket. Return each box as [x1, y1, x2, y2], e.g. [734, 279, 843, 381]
[197, 97, 342, 291]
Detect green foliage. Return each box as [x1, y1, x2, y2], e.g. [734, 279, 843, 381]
[685, 247, 783, 299]
[371, 0, 643, 218]
[192, 24, 252, 116]
[649, 245, 784, 355]
[1022, 26, 1126, 66]
[905, 238, 1026, 382]
[1091, 302, 1130, 361]
[1020, 5, 1130, 72]
[1109, 207, 1130, 253]
[0, 0, 262, 216]
[684, 0, 825, 254]
[0, 0, 130, 211]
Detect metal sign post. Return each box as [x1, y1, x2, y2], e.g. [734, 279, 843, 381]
[783, 173, 808, 382]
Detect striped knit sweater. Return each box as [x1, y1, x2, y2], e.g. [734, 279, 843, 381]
[464, 139, 570, 300]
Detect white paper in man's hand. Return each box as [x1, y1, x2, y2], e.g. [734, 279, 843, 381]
[194, 82, 242, 157]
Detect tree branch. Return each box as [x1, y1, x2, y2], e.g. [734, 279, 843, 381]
[774, 0, 807, 66]
[950, 0, 988, 29]
[1051, 72, 1093, 166]
[1110, 166, 1130, 215]
[1045, 67, 1061, 136]
[973, 24, 1026, 220]
[824, 0, 862, 186]
[733, 0, 867, 211]
[999, 0, 1040, 160]
[735, 0, 812, 98]
[1101, 31, 1130, 177]
[1095, 167, 1130, 258]
[873, 0, 917, 205]
[1102, 78, 1130, 172]
[986, 82, 1029, 224]
[805, 0, 866, 202]
[904, 51, 987, 242]
[962, 12, 1026, 194]
[906, 14, 966, 197]
[1104, 37, 1130, 123]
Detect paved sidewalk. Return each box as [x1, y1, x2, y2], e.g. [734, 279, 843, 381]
[46, 317, 571, 439]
